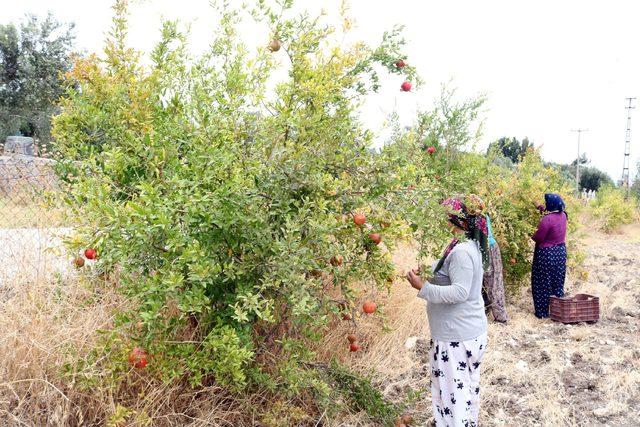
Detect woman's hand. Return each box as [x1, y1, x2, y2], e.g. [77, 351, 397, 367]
[406, 269, 424, 291]
[533, 200, 544, 212]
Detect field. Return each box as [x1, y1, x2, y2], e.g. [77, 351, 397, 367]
[1, 218, 638, 425]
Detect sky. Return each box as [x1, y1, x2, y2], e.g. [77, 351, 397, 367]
[3, 0, 640, 181]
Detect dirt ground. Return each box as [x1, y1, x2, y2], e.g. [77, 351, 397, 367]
[323, 222, 640, 426]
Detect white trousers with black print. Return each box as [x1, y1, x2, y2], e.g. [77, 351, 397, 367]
[429, 332, 488, 427]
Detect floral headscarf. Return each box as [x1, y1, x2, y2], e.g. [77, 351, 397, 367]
[435, 195, 490, 272]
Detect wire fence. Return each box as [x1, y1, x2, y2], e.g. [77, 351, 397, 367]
[0, 154, 73, 296]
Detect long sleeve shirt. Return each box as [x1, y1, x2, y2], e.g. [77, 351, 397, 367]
[532, 212, 567, 248]
[417, 240, 488, 341]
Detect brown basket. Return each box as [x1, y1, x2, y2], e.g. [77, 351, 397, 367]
[549, 294, 599, 324]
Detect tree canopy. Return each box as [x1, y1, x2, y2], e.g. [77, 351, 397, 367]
[545, 157, 614, 192]
[487, 136, 533, 164]
[0, 13, 76, 149]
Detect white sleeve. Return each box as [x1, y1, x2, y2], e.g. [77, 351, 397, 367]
[417, 250, 474, 304]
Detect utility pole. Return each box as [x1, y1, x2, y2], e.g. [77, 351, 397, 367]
[571, 128, 588, 194]
[621, 97, 635, 195]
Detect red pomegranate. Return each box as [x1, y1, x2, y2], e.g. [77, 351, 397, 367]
[84, 248, 97, 260]
[363, 301, 377, 314]
[128, 347, 150, 369]
[368, 233, 382, 245]
[353, 213, 366, 227]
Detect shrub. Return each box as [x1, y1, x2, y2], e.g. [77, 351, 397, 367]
[52, 0, 416, 415]
[479, 150, 580, 291]
[590, 185, 638, 232]
[379, 106, 579, 293]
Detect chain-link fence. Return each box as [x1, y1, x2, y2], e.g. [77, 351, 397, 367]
[0, 151, 73, 295]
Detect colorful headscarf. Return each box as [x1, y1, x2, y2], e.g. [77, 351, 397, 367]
[435, 195, 491, 272]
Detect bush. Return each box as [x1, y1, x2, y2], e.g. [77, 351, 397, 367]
[378, 106, 579, 293]
[479, 150, 580, 291]
[590, 185, 638, 232]
[52, 0, 416, 419]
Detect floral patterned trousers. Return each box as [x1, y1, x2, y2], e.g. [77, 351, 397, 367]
[430, 332, 488, 427]
[531, 243, 566, 318]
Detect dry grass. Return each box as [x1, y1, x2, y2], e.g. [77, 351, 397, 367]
[0, 271, 269, 426]
[0, 270, 119, 425]
[0, 192, 67, 229]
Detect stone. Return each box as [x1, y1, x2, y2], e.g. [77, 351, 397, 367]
[4, 136, 34, 156]
[404, 336, 418, 350]
[515, 360, 529, 372]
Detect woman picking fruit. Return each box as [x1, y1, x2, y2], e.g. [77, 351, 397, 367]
[530, 193, 568, 318]
[406, 195, 489, 427]
[465, 194, 508, 323]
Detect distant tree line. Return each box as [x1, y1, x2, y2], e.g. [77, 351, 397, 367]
[487, 136, 614, 192]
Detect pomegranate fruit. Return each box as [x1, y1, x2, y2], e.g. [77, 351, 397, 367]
[363, 301, 377, 314]
[268, 39, 281, 52]
[353, 213, 366, 226]
[84, 248, 97, 260]
[128, 347, 149, 369]
[368, 233, 382, 245]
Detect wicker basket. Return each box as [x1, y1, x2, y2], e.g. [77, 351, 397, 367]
[549, 294, 599, 324]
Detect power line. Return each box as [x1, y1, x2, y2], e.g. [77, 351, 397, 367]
[621, 97, 636, 195]
[570, 128, 588, 193]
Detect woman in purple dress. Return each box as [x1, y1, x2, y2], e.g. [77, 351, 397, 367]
[531, 193, 568, 318]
